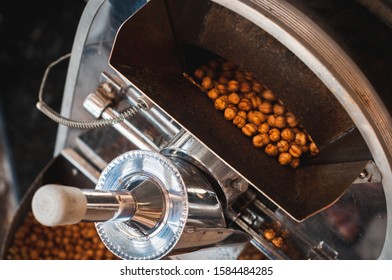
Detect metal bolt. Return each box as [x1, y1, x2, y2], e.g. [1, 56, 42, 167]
[358, 170, 368, 180]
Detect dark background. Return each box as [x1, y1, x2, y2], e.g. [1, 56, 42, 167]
[0, 1, 87, 197]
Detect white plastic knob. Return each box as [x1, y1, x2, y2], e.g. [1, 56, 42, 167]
[31, 184, 87, 227]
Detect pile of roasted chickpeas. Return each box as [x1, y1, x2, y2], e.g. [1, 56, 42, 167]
[192, 58, 319, 168]
[6, 212, 119, 260]
[262, 221, 291, 249]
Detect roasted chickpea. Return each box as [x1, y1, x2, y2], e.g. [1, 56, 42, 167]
[295, 131, 307, 146]
[252, 81, 263, 93]
[201, 76, 213, 90]
[238, 98, 252, 111]
[273, 104, 286, 115]
[310, 142, 320, 155]
[286, 112, 299, 128]
[261, 89, 276, 102]
[265, 144, 278, 156]
[252, 133, 270, 148]
[251, 95, 263, 108]
[263, 228, 276, 240]
[214, 96, 228, 110]
[290, 158, 300, 168]
[194, 68, 205, 80]
[258, 122, 270, 134]
[281, 128, 295, 142]
[224, 107, 237, 120]
[269, 128, 281, 142]
[289, 144, 302, 158]
[240, 81, 251, 93]
[244, 71, 254, 81]
[248, 111, 265, 125]
[242, 123, 258, 137]
[228, 92, 240, 105]
[233, 115, 246, 128]
[258, 101, 273, 114]
[216, 84, 228, 95]
[277, 140, 290, 153]
[237, 110, 247, 119]
[207, 88, 220, 100]
[272, 237, 284, 248]
[267, 114, 276, 127]
[278, 152, 292, 165]
[218, 75, 229, 85]
[227, 80, 240, 92]
[274, 116, 287, 129]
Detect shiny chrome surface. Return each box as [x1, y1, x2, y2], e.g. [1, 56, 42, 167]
[11, 0, 390, 260]
[94, 149, 233, 259]
[162, 130, 248, 206]
[83, 189, 136, 222]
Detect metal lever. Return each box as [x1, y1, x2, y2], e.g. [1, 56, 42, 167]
[31, 182, 165, 229]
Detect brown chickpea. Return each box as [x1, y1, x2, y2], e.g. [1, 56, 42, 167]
[301, 144, 310, 153]
[286, 112, 299, 128]
[310, 142, 320, 155]
[277, 140, 290, 153]
[240, 81, 251, 93]
[238, 98, 252, 111]
[272, 237, 284, 248]
[216, 84, 228, 95]
[227, 80, 240, 92]
[265, 144, 278, 156]
[214, 96, 228, 110]
[244, 71, 254, 81]
[258, 101, 273, 114]
[281, 128, 295, 142]
[295, 131, 307, 146]
[263, 228, 276, 240]
[218, 75, 229, 85]
[228, 92, 240, 105]
[267, 115, 276, 127]
[261, 89, 276, 102]
[207, 88, 220, 100]
[289, 144, 302, 158]
[233, 115, 246, 128]
[237, 110, 247, 119]
[244, 92, 255, 99]
[194, 68, 205, 80]
[273, 104, 286, 115]
[269, 128, 281, 142]
[234, 70, 245, 81]
[224, 107, 237, 120]
[274, 116, 287, 129]
[248, 111, 265, 125]
[201, 76, 213, 90]
[252, 95, 263, 108]
[290, 158, 301, 169]
[278, 152, 292, 165]
[252, 81, 263, 93]
[252, 133, 270, 148]
[258, 122, 270, 134]
[242, 123, 258, 137]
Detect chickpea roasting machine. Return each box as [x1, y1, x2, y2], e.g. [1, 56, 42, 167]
[2, 0, 392, 260]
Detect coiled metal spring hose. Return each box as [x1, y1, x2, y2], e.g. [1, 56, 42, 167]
[36, 53, 145, 130]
